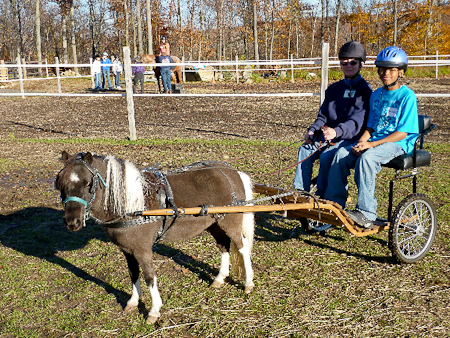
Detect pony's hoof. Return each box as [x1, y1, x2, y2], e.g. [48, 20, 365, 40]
[146, 315, 159, 324]
[211, 280, 224, 288]
[244, 285, 254, 294]
[124, 304, 137, 312]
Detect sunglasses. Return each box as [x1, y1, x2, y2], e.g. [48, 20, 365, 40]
[340, 60, 358, 66]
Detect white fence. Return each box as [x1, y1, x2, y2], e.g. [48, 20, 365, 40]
[1, 44, 450, 139]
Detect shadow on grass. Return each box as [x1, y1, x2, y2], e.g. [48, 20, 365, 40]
[0, 207, 231, 304]
[0, 207, 130, 308]
[255, 211, 394, 264]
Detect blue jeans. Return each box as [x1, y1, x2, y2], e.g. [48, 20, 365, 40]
[324, 142, 405, 220]
[160, 68, 171, 93]
[293, 137, 354, 198]
[115, 71, 121, 87]
[102, 69, 112, 89]
[94, 73, 102, 89]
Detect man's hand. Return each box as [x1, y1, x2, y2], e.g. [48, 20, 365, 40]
[304, 131, 314, 144]
[322, 126, 337, 142]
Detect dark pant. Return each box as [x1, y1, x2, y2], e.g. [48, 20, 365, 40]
[133, 73, 145, 93]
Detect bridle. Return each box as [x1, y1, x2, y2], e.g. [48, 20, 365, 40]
[61, 157, 108, 225]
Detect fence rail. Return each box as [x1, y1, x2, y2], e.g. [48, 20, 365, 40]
[1, 45, 449, 139]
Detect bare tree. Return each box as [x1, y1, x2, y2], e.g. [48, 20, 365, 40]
[36, 0, 42, 74]
[253, 0, 259, 60]
[146, 0, 153, 54]
[334, 0, 342, 56]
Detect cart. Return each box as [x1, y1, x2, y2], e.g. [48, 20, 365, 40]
[135, 115, 437, 263]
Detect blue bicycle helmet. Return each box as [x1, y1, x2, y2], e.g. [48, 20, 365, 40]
[375, 46, 408, 70]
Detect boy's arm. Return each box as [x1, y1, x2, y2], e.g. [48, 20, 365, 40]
[352, 129, 406, 156]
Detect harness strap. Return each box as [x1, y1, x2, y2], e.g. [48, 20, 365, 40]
[63, 196, 88, 207]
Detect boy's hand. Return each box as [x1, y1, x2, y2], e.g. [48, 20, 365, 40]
[352, 141, 372, 156]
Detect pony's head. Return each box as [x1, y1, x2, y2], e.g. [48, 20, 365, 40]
[55, 151, 147, 232]
[55, 151, 103, 232]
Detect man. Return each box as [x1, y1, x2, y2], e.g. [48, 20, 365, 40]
[293, 41, 372, 200]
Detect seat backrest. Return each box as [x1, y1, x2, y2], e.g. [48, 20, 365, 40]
[419, 115, 431, 134]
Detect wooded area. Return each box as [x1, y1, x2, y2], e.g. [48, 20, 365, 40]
[1, 0, 449, 65]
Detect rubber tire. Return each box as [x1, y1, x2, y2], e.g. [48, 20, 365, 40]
[389, 193, 437, 263]
[300, 217, 333, 235]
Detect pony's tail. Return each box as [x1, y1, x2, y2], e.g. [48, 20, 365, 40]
[231, 172, 255, 279]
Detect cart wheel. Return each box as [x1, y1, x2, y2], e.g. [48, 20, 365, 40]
[388, 193, 437, 263]
[300, 218, 333, 235]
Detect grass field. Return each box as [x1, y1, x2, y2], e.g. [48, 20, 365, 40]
[1, 77, 449, 337]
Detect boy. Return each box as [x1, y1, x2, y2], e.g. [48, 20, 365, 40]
[293, 41, 372, 198]
[324, 46, 419, 229]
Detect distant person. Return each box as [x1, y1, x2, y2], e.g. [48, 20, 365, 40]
[101, 52, 113, 90]
[132, 55, 145, 94]
[112, 54, 123, 90]
[159, 35, 170, 56]
[324, 46, 419, 229]
[92, 54, 102, 91]
[156, 50, 173, 94]
[293, 41, 372, 200]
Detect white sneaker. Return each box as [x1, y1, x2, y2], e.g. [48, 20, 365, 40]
[116, 86, 122, 90]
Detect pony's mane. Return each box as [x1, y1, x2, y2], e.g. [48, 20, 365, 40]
[103, 155, 147, 215]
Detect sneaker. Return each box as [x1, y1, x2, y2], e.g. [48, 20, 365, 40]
[346, 209, 374, 229]
[116, 86, 122, 90]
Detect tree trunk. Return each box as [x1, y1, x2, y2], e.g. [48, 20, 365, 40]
[198, 0, 203, 61]
[136, 0, 144, 55]
[393, 0, 398, 45]
[124, 0, 130, 48]
[334, 0, 342, 56]
[36, 0, 42, 75]
[270, 0, 274, 60]
[320, 0, 325, 45]
[146, 0, 153, 54]
[253, 0, 259, 61]
[62, 14, 68, 63]
[70, 4, 78, 72]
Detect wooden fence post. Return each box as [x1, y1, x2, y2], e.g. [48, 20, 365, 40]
[90, 57, 95, 89]
[320, 43, 330, 106]
[182, 55, 186, 83]
[55, 57, 62, 93]
[291, 54, 294, 83]
[17, 56, 25, 99]
[435, 51, 439, 79]
[236, 55, 239, 84]
[22, 58, 27, 79]
[123, 46, 137, 141]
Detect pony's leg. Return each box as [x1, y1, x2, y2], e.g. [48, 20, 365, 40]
[238, 234, 254, 294]
[211, 251, 230, 288]
[122, 252, 141, 312]
[146, 275, 162, 324]
[136, 254, 163, 324]
[207, 223, 231, 288]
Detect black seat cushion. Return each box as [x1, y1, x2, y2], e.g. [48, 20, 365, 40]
[383, 149, 431, 170]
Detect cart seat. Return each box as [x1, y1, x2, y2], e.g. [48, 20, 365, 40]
[383, 115, 434, 171]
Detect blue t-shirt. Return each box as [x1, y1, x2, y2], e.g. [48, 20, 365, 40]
[367, 85, 419, 154]
[101, 57, 111, 71]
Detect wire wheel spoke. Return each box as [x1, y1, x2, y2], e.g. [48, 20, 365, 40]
[389, 194, 437, 263]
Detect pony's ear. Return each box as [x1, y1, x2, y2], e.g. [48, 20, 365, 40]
[61, 151, 71, 162]
[83, 152, 94, 164]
